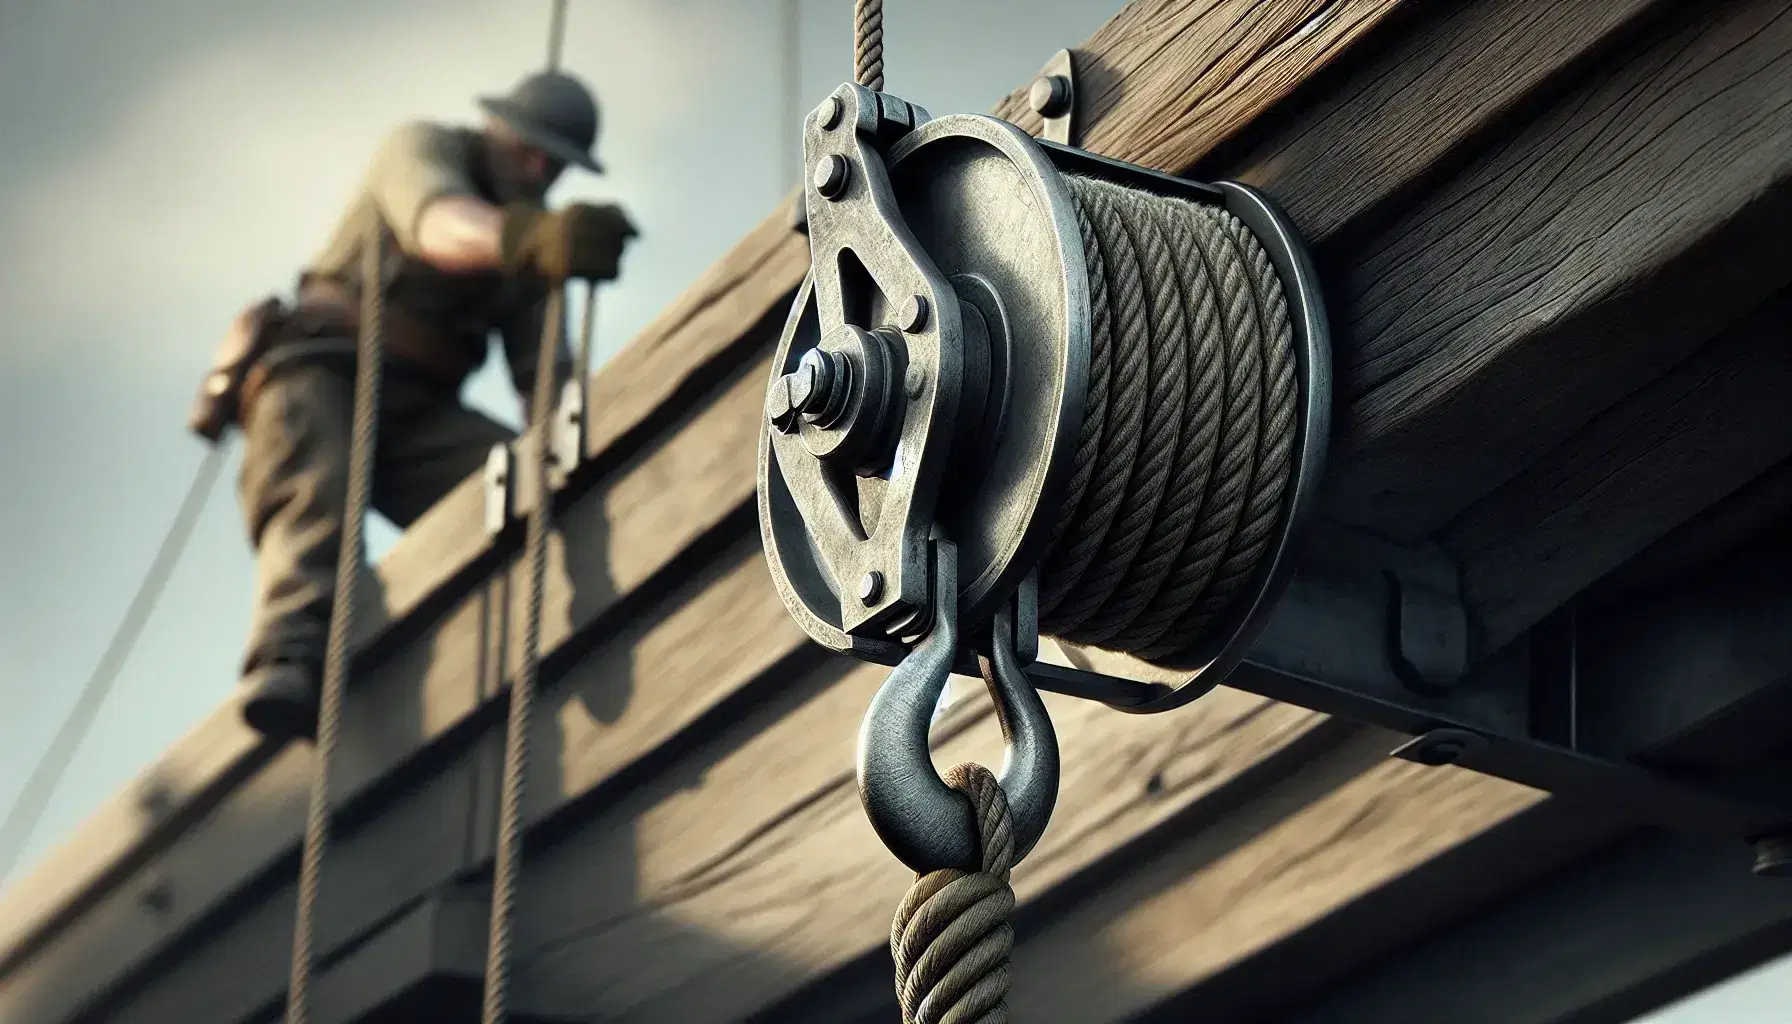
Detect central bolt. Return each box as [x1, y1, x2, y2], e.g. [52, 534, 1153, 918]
[769, 349, 845, 434]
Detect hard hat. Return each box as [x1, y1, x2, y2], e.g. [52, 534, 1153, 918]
[477, 69, 603, 173]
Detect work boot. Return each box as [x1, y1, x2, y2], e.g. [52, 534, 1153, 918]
[241, 660, 322, 743]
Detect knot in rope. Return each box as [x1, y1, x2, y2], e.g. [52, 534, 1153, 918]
[890, 762, 1017, 1024]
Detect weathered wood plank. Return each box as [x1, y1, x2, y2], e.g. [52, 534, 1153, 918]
[1443, 287, 1792, 649]
[1277, 832, 1792, 1024]
[83, 539, 797, 1024]
[102, 765, 485, 1024]
[508, 672, 1338, 1022]
[1002, 739, 1554, 1022]
[0, 357, 772, 1024]
[1587, 450, 1792, 604]
[0, 697, 265, 977]
[1216, 0, 1675, 244]
[1319, 0, 1792, 543]
[988, 0, 1415, 169]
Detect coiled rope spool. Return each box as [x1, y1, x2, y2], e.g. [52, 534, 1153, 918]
[1038, 175, 1297, 662]
[759, 98, 1328, 713]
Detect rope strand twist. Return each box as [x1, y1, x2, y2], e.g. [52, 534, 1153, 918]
[890, 762, 1016, 1024]
[482, 284, 570, 1024]
[854, 0, 885, 91]
[287, 222, 386, 1024]
[1039, 176, 1297, 663]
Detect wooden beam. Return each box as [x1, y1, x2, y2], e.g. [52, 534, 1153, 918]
[1442, 286, 1792, 650]
[1213, 0, 1676, 247]
[974, 752, 1606, 1022]
[0, 353, 772, 1024]
[1309, 0, 1792, 548]
[986, 0, 1416, 170]
[1274, 831, 1792, 1024]
[504, 680, 1339, 1021]
[3, 738, 484, 1024]
[1576, 531, 1792, 768]
[1586, 450, 1792, 605]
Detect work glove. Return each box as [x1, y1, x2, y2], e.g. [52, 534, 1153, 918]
[501, 202, 638, 282]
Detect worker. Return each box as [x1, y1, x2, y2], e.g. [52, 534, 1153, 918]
[189, 69, 636, 744]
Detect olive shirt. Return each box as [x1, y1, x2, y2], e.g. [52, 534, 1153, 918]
[298, 120, 571, 405]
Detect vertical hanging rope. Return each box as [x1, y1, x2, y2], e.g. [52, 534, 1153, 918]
[890, 761, 1017, 1024]
[481, 283, 566, 1024]
[546, 0, 569, 70]
[854, 0, 884, 91]
[286, 223, 386, 1024]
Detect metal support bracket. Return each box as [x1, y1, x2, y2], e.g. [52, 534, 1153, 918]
[1018, 520, 1792, 851]
[483, 442, 512, 538]
[1028, 49, 1076, 146]
[1386, 547, 1471, 695]
[548, 378, 585, 491]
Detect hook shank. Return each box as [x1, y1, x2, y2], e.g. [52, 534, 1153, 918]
[856, 539, 1060, 874]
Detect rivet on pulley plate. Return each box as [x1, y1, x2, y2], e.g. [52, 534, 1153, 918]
[1028, 75, 1072, 118]
[817, 95, 843, 130]
[860, 571, 885, 605]
[898, 294, 929, 332]
[813, 154, 851, 199]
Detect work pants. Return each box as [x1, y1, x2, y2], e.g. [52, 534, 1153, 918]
[236, 356, 514, 677]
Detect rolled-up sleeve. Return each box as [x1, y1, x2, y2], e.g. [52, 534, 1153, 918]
[365, 121, 476, 256]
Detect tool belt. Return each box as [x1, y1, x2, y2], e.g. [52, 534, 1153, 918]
[188, 278, 484, 442]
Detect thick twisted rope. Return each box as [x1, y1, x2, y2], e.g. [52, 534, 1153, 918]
[854, 0, 885, 91]
[482, 285, 568, 1024]
[1039, 176, 1297, 662]
[890, 762, 1016, 1024]
[286, 223, 386, 1024]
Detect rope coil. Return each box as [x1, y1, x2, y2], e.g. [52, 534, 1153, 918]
[1040, 175, 1298, 662]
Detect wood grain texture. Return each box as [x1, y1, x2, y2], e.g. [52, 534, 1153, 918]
[1278, 832, 1792, 1024]
[1003, 737, 1550, 1022]
[101, 763, 485, 1024]
[989, 0, 1414, 172]
[1217, 0, 1675, 244]
[0, 697, 264, 977]
[1443, 286, 1792, 649]
[1321, 0, 1792, 541]
[1587, 450, 1792, 605]
[508, 674, 1335, 1022]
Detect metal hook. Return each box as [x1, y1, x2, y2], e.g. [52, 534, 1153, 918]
[855, 538, 1061, 875]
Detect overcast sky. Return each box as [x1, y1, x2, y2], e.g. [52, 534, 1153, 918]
[0, 1, 1782, 1018]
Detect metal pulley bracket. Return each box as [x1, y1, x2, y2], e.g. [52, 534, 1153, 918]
[483, 442, 512, 538]
[759, 89, 1093, 664]
[768, 82, 960, 646]
[549, 378, 585, 492]
[1027, 49, 1076, 146]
